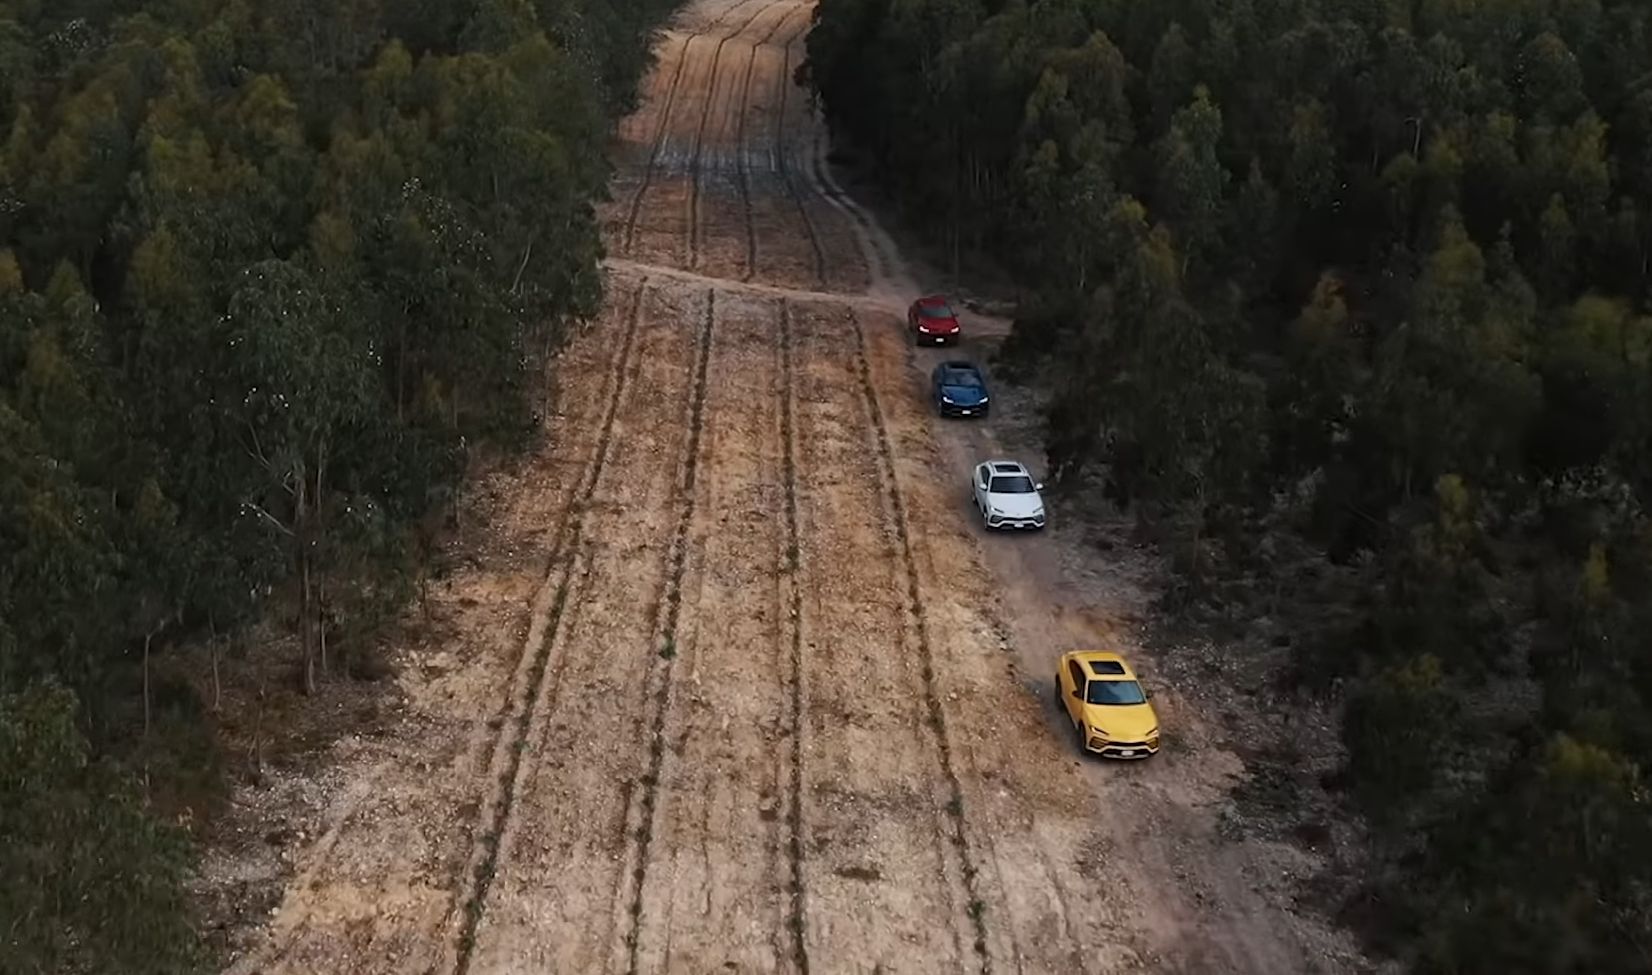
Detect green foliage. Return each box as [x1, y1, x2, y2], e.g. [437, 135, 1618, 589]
[808, 0, 1652, 967]
[0, 0, 673, 965]
[1343, 653, 1451, 810]
[1398, 733, 1652, 974]
[0, 682, 200, 974]
[1153, 86, 1226, 271]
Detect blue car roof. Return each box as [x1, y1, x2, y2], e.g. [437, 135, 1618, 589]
[936, 362, 984, 381]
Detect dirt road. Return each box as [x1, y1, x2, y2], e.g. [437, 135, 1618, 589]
[212, 1, 1377, 971]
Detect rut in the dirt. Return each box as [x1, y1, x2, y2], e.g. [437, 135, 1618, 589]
[620, 0, 769, 256]
[213, 0, 1368, 971]
[620, 287, 717, 973]
[846, 310, 993, 967]
[446, 279, 652, 975]
[778, 300, 810, 974]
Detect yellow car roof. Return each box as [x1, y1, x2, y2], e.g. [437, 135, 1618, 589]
[1069, 651, 1139, 680]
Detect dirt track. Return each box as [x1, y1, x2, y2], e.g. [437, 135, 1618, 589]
[213, 2, 1379, 972]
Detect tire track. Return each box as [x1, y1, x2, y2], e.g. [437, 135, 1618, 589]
[735, 34, 762, 281]
[458, 281, 709, 973]
[788, 300, 970, 970]
[774, 23, 827, 288]
[228, 285, 640, 975]
[621, 0, 766, 255]
[687, 1, 797, 271]
[737, 7, 814, 282]
[604, 256, 907, 317]
[807, 126, 898, 284]
[442, 279, 651, 975]
[862, 316, 1129, 972]
[778, 299, 810, 974]
[623, 288, 796, 972]
[619, 288, 718, 975]
[845, 308, 993, 971]
[884, 330, 1031, 963]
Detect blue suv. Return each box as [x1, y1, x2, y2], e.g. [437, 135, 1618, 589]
[931, 360, 990, 418]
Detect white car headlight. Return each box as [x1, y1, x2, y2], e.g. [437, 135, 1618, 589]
[941, 395, 954, 404]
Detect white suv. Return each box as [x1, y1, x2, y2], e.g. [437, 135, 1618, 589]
[971, 460, 1046, 530]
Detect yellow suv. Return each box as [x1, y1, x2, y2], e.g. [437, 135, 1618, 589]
[1054, 651, 1161, 758]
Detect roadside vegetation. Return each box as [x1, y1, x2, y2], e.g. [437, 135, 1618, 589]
[0, 0, 674, 969]
[805, 0, 1652, 969]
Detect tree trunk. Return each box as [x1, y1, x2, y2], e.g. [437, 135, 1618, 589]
[143, 632, 153, 738]
[297, 466, 316, 696]
[316, 446, 328, 680]
[319, 580, 329, 678]
[209, 616, 221, 713]
[301, 551, 316, 694]
[952, 220, 961, 291]
[251, 656, 266, 780]
[396, 313, 407, 424]
[951, 129, 962, 289]
[1188, 487, 1207, 595]
[511, 239, 535, 293]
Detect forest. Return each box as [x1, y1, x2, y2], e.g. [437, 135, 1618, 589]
[0, 0, 673, 969]
[805, 0, 1652, 970]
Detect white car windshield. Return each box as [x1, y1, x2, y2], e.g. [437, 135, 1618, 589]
[989, 475, 1035, 494]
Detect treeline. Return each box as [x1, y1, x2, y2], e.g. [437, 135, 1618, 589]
[0, 0, 673, 969]
[806, 0, 1652, 970]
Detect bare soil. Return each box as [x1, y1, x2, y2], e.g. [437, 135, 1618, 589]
[198, 2, 1389, 971]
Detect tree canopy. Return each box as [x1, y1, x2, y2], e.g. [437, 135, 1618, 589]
[0, 0, 674, 968]
[808, 0, 1652, 968]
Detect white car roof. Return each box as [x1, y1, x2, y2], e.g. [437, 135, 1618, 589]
[986, 460, 1028, 475]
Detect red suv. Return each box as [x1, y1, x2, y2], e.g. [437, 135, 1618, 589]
[908, 295, 961, 345]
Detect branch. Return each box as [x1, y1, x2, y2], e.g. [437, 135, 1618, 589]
[244, 501, 296, 538]
[246, 423, 272, 471]
[511, 237, 536, 294]
[245, 423, 298, 497]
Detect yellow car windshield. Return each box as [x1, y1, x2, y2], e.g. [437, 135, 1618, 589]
[1085, 680, 1145, 705]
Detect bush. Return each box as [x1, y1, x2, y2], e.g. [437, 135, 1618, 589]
[0, 682, 200, 975]
[1342, 654, 1452, 813]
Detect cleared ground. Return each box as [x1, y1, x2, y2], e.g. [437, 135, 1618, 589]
[216, 2, 1376, 972]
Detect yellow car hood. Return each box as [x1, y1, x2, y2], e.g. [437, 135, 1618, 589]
[1082, 702, 1158, 739]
